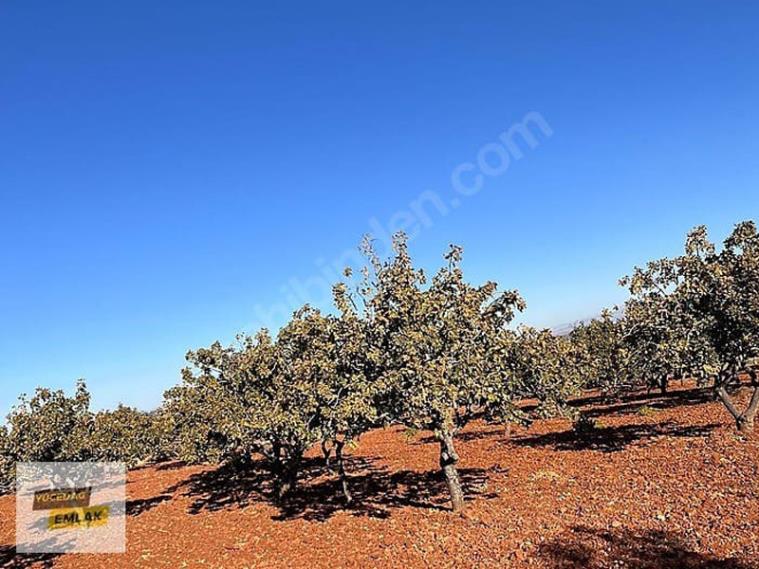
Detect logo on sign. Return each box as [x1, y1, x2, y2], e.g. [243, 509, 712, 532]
[32, 488, 93, 511]
[48, 506, 110, 530]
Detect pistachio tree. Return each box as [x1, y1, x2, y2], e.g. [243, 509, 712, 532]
[0, 426, 13, 494]
[621, 272, 711, 396]
[3, 380, 93, 464]
[278, 301, 384, 503]
[0, 380, 94, 491]
[355, 233, 525, 512]
[304, 291, 385, 504]
[508, 326, 587, 418]
[86, 405, 172, 467]
[164, 339, 253, 465]
[701, 222, 759, 432]
[569, 310, 632, 396]
[622, 222, 759, 432]
[167, 328, 318, 498]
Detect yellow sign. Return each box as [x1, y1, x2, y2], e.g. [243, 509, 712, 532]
[48, 506, 110, 530]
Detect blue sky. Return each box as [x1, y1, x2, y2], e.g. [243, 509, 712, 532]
[1, 1, 758, 416]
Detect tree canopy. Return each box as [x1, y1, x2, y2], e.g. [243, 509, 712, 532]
[4, 219, 759, 508]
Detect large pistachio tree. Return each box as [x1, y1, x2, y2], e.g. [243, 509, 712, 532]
[355, 233, 525, 512]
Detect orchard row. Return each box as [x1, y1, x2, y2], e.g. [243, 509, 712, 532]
[2, 221, 757, 512]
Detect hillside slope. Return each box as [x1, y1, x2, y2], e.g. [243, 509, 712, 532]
[2, 383, 758, 568]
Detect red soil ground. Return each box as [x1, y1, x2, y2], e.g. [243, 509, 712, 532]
[2, 383, 758, 568]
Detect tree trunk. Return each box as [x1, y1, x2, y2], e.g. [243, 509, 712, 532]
[737, 415, 755, 435]
[276, 457, 300, 501]
[715, 384, 759, 435]
[269, 441, 283, 484]
[321, 440, 333, 472]
[739, 385, 759, 434]
[438, 432, 465, 513]
[335, 440, 352, 505]
[271, 444, 300, 501]
[503, 423, 513, 440]
[659, 376, 668, 395]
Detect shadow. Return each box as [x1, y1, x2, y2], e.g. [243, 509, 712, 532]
[0, 544, 61, 569]
[164, 455, 494, 522]
[126, 494, 172, 516]
[513, 421, 720, 453]
[536, 526, 757, 569]
[417, 428, 506, 445]
[153, 461, 188, 471]
[273, 464, 493, 522]
[578, 388, 716, 419]
[165, 459, 283, 515]
[454, 429, 509, 443]
[420, 387, 721, 450]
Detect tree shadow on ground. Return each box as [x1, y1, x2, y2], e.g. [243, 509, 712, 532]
[577, 387, 716, 419]
[452, 428, 509, 443]
[153, 461, 188, 472]
[155, 455, 494, 522]
[536, 526, 756, 569]
[273, 463, 493, 522]
[415, 387, 719, 447]
[126, 493, 173, 516]
[512, 421, 720, 453]
[163, 457, 319, 515]
[0, 545, 62, 569]
[415, 428, 504, 445]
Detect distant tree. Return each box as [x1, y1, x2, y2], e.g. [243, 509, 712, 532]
[622, 222, 759, 433]
[354, 233, 525, 513]
[86, 405, 172, 467]
[569, 310, 632, 396]
[0, 380, 93, 491]
[622, 287, 704, 395]
[508, 326, 587, 418]
[3, 380, 93, 463]
[0, 426, 12, 494]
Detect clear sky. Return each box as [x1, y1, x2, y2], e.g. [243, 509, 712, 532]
[2, 1, 758, 417]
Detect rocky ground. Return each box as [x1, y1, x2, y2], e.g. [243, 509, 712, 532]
[2, 382, 758, 568]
